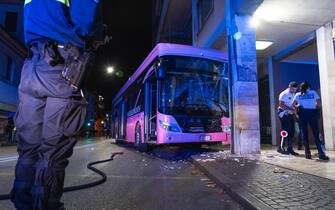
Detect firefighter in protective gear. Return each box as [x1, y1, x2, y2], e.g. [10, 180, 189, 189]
[11, 0, 104, 209]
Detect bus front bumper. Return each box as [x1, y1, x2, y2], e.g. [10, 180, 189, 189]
[157, 130, 230, 145]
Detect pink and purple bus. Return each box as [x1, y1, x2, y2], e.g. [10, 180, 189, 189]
[111, 43, 231, 151]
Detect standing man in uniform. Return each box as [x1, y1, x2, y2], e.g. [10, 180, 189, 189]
[293, 82, 329, 160]
[277, 81, 299, 155]
[11, 0, 105, 209]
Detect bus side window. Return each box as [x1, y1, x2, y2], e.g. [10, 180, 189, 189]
[135, 88, 144, 112]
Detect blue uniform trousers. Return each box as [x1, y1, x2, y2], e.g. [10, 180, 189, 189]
[298, 108, 325, 157]
[278, 113, 295, 151]
[11, 42, 86, 210]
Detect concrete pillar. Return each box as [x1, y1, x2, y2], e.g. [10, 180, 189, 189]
[316, 23, 335, 150]
[230, 15, 261, 154]
[268, 58, 281, 146]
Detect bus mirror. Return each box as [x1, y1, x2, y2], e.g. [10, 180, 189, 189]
[156, 67, 166, 80]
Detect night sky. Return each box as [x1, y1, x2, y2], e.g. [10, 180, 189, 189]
[86, 1, 153, 109]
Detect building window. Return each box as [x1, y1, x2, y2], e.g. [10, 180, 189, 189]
[197, 0, 214, 31]
[6, 57, 14, 82]
[5, 12, 18, 32]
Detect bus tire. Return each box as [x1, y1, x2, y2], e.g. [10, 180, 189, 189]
[135, 123, 148, 152]
[115, 139, 123, 144]
[189, 143, 202, 149]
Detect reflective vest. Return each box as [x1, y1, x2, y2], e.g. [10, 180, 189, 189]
[25, 0, 70, 7]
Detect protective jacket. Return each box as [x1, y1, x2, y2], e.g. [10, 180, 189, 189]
[24, 0, 103, 48]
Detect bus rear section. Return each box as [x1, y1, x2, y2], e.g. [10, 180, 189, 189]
[111, 43, 231, 150]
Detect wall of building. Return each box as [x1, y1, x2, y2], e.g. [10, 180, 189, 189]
[0, 38, 23, 84]
[279, 62, 320, 91]
[0, 1, 25, 141]
[192, 0, 226, 48]
[0, 2, 24, 43]
[0, 39, 23, 141]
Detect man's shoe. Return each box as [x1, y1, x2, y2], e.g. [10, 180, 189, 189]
[319, 155, 329, 161]
[288, 150, 299, 156]
[277, 148, 289, 155]
[305, 154, 312, 159]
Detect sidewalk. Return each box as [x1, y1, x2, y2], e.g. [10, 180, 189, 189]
[191, 147, 335, 210]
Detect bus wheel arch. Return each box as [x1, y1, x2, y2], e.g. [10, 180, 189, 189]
[135, 122, 148, 152]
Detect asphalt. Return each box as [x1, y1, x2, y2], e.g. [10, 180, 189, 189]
[0, 139, 243, 210]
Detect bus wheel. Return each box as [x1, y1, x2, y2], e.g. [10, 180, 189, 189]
[135, 123, 148, 152]
[115, 131, 122, 144]
[188, 143, 202, 149]
[115, 139, 123, 144]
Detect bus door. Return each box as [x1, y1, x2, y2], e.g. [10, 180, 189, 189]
[119, 100, 127, 139]
[145, 76, 157, 142]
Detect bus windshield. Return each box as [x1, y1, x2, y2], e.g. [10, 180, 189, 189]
[159, 56, 229, 117]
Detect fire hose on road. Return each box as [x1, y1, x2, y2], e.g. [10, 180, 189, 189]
[0, 152, 124, 201]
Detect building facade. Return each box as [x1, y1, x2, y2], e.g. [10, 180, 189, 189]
[0, 0, 26, 142]
[154, 0, 335, 152]
[153, 0, 193, 45]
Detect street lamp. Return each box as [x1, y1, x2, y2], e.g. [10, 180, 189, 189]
[107, 66, 114, 74]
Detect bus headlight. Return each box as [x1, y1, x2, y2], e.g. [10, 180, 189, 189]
[159, 120, 181, 132]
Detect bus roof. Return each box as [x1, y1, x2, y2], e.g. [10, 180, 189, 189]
[112, 43, 228, 103]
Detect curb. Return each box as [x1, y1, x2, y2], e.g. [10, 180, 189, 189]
[190, 157, 272, 210]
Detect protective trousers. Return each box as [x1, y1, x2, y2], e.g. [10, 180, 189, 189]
[11, 42, 87, 210]
[299, 109, 325, 157]
[279, 114, 295, 152]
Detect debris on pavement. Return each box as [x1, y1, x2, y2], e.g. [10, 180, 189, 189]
[282, 174, 289, 179]
[191, 170, 198, 175]
[206, 183, 217, 188]
[273, 167, 285, 173]
[206, 181, 217, 188]
[201, 158, 216, 162]
[266, 154, 275, 158]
